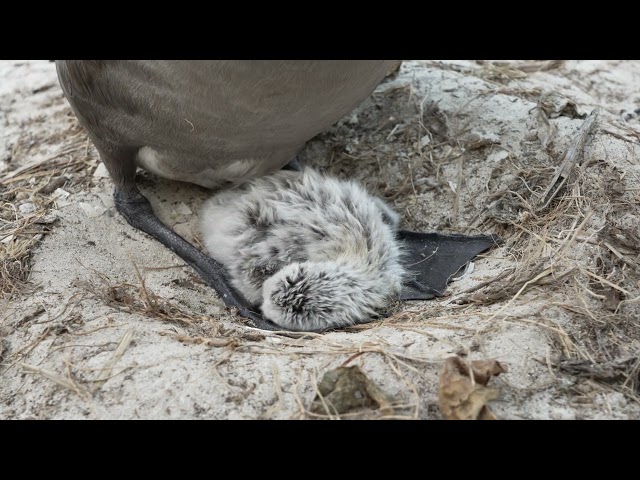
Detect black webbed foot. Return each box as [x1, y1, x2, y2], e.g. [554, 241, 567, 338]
[396, 230, 501, 300]
[113, 187, 500, 330]
[114, 187, 282, 331]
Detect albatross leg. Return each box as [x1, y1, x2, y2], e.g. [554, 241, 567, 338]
[94, 140, 281, 330]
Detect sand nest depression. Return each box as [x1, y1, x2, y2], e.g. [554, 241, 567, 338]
[1, 60, 639, 419]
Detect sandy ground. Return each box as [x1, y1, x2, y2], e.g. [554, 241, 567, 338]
[1, 60, 639, 420]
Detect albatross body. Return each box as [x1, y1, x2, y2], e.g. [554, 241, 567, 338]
[56, 61, 399, 189]
[56, 60, 400, 329]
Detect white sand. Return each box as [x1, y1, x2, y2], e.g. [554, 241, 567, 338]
[1, 60, 638, 419]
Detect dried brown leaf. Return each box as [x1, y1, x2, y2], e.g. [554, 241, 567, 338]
[438, 356, 507, 420]
[310, 365, 394, 416]
[470, 359, 509, 385]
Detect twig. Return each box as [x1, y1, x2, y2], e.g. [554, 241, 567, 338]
[451, 154, 465, 225]
[485, 267, 555, 323]
[92, 328, 135, 392]
[452, 267, 515, 297]
[128, 254, 156, 311]
[602, 129, 640, 145]
[20, 362, 89, 396]
[516, 60, 564, 73]
[0, 146, 84, 183]
[580, 269, 631, 296]
[538, 109, 599, 210]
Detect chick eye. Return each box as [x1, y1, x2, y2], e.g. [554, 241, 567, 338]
[271, 292, 287, 307]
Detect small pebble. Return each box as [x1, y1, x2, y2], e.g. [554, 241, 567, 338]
[35, 210, 59, 224]
[78, 202, 107, 218]
[174, 203, 192, 216]
[52, 188, 70, 199]
[96, 193, 115, 208]
[19, 202, 36, 214]
[93, 163, 110, 178]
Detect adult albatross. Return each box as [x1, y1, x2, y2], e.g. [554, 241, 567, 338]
[56, 60, 496, 330]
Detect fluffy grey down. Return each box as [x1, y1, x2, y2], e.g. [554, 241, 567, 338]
[199, 169, 406, 331]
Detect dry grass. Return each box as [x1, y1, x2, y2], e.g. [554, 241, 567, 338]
[0, 118, 96, 296]
[71, 259, 445, 418]
[91, 328, 134, 392]
[322, 72, 640, 408]
[2, 61, 640, 419]
[442, 105, 639, 402]
[76, 261, 215, 330]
